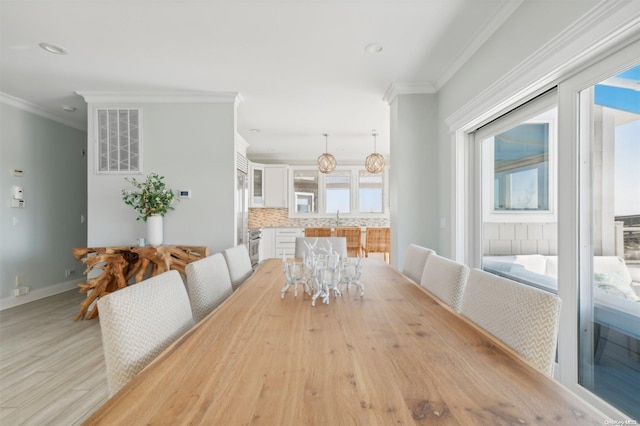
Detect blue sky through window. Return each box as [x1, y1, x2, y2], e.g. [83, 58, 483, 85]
[614, 119, 640, 216]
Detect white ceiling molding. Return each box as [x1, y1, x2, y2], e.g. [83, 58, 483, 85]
[434, 0, 523, 91]
[445, 0, 640, 132]
[75, 91, 241, 105]
[234, 93, 245, 109]
[381, 0, 523, 103]
[383, 82, 437, 104]
[0, 92, 87, 131]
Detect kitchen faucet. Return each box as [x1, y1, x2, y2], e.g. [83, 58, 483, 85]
[336, 210, 340, 226]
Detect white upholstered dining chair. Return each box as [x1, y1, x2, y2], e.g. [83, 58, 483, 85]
[460, 268, 561, 377]
[97, 270, 195, 396]
[402, 244, 435, 283]
[420, 253, 469, 312]
[294, 237, 348, 259]
[185, 253, 233, 323]
[222, 245, 253, 291]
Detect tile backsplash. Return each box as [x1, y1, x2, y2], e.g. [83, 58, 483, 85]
[249, 208, 389, 229]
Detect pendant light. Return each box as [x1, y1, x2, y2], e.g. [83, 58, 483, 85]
[365, 131, 385, 173]
[317, 133, 337, 174]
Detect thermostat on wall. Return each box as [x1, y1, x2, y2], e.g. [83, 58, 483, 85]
[179, 189, 192, 198]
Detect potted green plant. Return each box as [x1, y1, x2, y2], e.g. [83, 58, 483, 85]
[121, 172, 175, 246]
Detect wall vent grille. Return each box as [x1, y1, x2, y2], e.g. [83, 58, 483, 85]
[237, 153, 249, 174]
[96, 108, 142, 173]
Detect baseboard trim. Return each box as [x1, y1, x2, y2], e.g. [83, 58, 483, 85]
[0, 280, 82, 311]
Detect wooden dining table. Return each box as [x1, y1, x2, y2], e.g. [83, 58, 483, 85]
[84, 258, 604, 425]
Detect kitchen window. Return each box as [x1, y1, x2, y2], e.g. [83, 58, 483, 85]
[325, 171, 351, 214]
[289, 166, 388, 217]
[358, 171, 384, 213]
[292, 169, 319, 213]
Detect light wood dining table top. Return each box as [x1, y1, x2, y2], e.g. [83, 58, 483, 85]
[84, 258, 603, 425]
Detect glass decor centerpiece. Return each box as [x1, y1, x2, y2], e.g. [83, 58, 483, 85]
[121, 172, 175, 222]
[280, 238, 364, 306]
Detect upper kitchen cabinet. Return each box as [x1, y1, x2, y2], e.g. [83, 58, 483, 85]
[250, 163, 289, 208]
[264, 165, 289, 208]
[250, 163, 264, 207]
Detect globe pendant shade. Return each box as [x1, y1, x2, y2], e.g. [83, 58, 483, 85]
[365, 152, 385, 174]
[317, 153, 337, 174]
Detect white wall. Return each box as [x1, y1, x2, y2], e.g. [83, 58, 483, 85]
[0, 101, 87, 306]
[436, 0, 599, 257]
[86, 101, 237, 253]
[389, 94, 439, 268]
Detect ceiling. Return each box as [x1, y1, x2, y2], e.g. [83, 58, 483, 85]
[0, 0, 518, 162]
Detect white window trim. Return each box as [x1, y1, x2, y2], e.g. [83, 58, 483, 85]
[288, 165, 389, 218]
[479, 108, 557, 223]
[557, 41, 640, 420]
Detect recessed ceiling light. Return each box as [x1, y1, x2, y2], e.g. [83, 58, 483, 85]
[39, 42, 68, 55]
[250, 128, 261, 133]
[62, 105, 76, 112]
[364, 43, 383, 54]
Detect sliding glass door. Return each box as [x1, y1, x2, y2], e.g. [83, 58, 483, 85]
[578, 64, 640, 419]
[474, 91, 558, 293]
[461, 41, 640, 419]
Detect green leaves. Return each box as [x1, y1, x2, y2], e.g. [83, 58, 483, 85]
[121, 172, 175, 221]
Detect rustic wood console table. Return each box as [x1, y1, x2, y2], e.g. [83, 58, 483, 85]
[72, 245, 209, 320]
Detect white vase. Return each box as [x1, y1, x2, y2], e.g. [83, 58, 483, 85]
[146, 215, 163, 246]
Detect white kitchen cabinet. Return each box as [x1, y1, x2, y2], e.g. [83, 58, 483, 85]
[275, 227, 304, 258]
[250, 163, 264, 207]
[264, 166, 289, 208]
[260, 228, 275, 261]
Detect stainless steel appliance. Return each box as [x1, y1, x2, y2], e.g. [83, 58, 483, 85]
[236, 154, 249, 247]
[248, 228, 262, 269]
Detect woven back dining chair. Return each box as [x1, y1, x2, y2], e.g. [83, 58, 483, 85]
[420, 254, 469, 312]
[460, 268, 561, 377]
[402, 244, 435, 284]
[305, 227, 332, 237]
[185, 253, 234, 323]
[222, 245, 253, 291]
[362, 227, 390, 262]
[294, 237, 347, 259]
[335, 227, 362, 257]
[97, 270, 195, 396]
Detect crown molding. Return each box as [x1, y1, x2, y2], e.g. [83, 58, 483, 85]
[235, 92, 245, 108]
[382, 0, 522, 103]
[434, 0, 523, 91]
[445, 0, 640, 132]
[76, 91, 242, 105]
[383, 82, 437, 104]
[0, 92, 87, 131]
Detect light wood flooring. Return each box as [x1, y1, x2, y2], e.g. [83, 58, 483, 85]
[0, 290, 108, 426]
